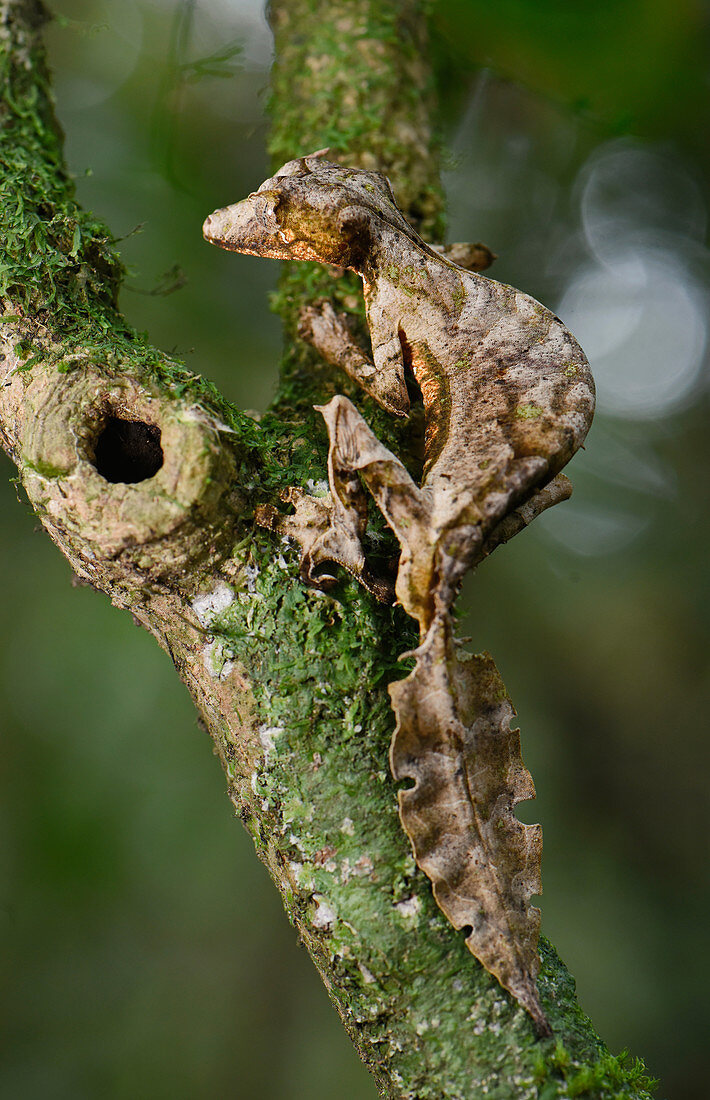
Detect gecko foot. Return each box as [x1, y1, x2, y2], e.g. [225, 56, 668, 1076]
[255, 486, 394, 604]
[298, 300, 409, 417]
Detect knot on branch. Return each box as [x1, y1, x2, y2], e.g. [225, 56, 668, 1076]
[2, 334, 240, 594]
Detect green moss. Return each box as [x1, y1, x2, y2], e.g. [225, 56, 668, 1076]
[532, 1041, 658, 1099]
[515, 403, 544, 420]
[0, 9, 120, 325]
[22, 456, 70, 479]
[0, 4, 262, 440]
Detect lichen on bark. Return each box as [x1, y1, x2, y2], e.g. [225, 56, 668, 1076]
[0, 1, 658, 1097]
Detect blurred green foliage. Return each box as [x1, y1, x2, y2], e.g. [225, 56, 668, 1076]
[1, 2, 709, 1098]
[434, 0, 710, 167]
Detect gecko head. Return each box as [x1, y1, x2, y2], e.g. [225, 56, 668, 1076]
[203, 189, 288, 259]
[203, 150, 413, 268]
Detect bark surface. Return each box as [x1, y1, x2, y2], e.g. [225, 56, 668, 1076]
[0, 2, 657, 1097]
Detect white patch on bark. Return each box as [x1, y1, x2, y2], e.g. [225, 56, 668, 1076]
[202, 639, 235, 680]
[395, 895, 422, 921]
[306, 478, 329, 495]
[244, 563, 260, 591]
[359, 963, 376, 984]
[312, 896, 336, 930]
[192, 582, 234, 626]
[259, 724, 284, 765]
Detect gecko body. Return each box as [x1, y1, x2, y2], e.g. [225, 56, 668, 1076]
[204, 152, 595, 1033]
[204, 151, 594, 629]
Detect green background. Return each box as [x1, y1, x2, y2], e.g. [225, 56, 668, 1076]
[1, 1, 709, 1096]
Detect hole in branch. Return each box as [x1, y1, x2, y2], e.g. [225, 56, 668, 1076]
[93, 416, 163, 484]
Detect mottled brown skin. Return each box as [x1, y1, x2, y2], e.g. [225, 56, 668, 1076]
[204, 152, 594, 629]
[204, 152, 595, 1035]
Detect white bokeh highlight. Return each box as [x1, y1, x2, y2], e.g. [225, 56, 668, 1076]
[558, 140, 709, 421]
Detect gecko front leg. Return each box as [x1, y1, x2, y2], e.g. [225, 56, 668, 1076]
[259, 394, 429, 614]
[299, 298, 412, 420]
[314, 395, 435, 623]
[299, 301, 409, 418]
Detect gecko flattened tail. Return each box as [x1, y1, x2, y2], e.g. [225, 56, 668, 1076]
[390, 617, 551, 1036]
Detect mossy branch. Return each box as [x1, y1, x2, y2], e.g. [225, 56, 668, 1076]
[0, 1, 657, 1096]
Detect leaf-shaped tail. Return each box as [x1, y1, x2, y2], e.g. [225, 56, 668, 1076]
[389, 616, 551, 1036]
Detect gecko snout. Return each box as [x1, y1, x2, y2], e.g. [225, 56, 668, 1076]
[202, 192, 287, 258]
[201, 210, 219, 240]
[202, 205, 236, 246]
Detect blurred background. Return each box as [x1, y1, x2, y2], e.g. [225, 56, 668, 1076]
[1, 1, 708, 1096]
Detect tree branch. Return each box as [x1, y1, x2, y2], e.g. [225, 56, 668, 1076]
[0, 1, 656, 1096]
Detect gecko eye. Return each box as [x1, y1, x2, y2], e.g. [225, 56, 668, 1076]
[252, 190, 281, 229]
[269, 157, 309, 180]
[336, 204, 371, 240]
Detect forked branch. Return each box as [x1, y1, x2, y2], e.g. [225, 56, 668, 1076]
[0, 2, 656, 1096]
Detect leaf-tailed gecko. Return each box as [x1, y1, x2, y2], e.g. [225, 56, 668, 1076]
[203, 150, 595, 1035]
